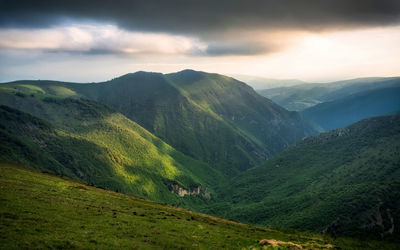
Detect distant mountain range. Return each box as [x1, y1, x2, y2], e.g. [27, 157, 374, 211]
[302, 85, 400, 130]
[231, 74, 306, 90]
[257, 77, 400, 111]
[257, 77, 400, 130]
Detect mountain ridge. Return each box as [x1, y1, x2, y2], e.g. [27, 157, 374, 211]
[0, 70, 317, 175]
[1, 71, 399, 241]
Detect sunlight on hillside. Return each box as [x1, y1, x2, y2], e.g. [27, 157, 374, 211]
[48, 86, 77, 97]
[19, 84, 45, 93]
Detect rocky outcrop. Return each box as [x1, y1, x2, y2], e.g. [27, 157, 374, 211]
[169, 183, 210, 198]
[362, 206, 395, 235]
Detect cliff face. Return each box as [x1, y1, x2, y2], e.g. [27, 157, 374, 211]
[169, 183, 210, 198]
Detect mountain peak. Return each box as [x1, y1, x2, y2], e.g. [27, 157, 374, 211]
[176, 69, 205, 74]
[114, 71, 164, 81]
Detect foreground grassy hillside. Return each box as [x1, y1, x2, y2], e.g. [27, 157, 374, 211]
[0, 90, 222, 206]
[1, 162, 397, 249]
[1, 70, 316, 175]
[209, 115, 400, 239]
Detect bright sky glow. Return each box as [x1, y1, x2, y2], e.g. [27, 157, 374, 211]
[0, 23, 399, 82]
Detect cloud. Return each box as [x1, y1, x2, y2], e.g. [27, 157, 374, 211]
[0, 24, 205, 55]
[0, 23, 282, 57]
[0, 0, 399, 36]
[1, 0, 398, 57]
[0, 0, 399, 81]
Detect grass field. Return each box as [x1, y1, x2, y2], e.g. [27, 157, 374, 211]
[1, 162, 398, 249]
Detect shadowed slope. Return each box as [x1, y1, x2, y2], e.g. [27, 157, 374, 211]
[210, 115, 400, 239]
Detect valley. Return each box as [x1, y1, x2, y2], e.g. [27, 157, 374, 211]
[1, 71, 399, 248]
[1, 1, 399, 248]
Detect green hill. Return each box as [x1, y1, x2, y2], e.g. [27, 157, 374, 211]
[301, 86, 400, 130]
[1, 70, 316, 175]
[258, 77, 400, 111]
[3, 72, 398, 242]
[1, 162, 397, 249]
[0, 91, 222, 206]
[208, 115, 400, 239]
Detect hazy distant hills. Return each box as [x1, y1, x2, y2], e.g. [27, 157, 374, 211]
[258, 77, 400, 111]
[209, 115, 400, 238]
[231, 74, 306, 90]
[257, 77, 400, 130]
[302, 85, 400, 130]
[1, 70, 316, 175]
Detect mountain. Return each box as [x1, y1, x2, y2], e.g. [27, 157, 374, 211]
[1, 70, 316, 175]
[258, 77, 400, 111]
[2, 162, 397, 249]
[231, 74, 306, 90]
[0, 90, 222, 206]
[301, 85, 400, 130]
[1, 72, 399, 243]
[207, 115, 400, 239]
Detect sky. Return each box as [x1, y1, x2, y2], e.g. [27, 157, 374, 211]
[0, 0, 399, 82]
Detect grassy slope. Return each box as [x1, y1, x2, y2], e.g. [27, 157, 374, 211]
[0, 90, 222, 206]
[208, 115, 400, 239]
[1, 162, 398, 249]
[258, 77, 400, 111]
[166, 70, 316, 157]
[96, 72, 268, 174]
[93, 70, 315, 173]
[301, 86, 400, 130]
[1, 70, 316, 175]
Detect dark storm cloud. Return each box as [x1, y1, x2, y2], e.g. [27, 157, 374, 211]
[1, 0, 399, 35]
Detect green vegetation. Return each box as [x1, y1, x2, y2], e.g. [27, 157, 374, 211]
[208, 115, 400, 240]
[1, 162, 398, 249]
[0, 92, 222, 206]
[1, 72, 399, 243]
[301, 86, 400, 130]
[1, 70, 316, 175]
[258, 77, 400, 112]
